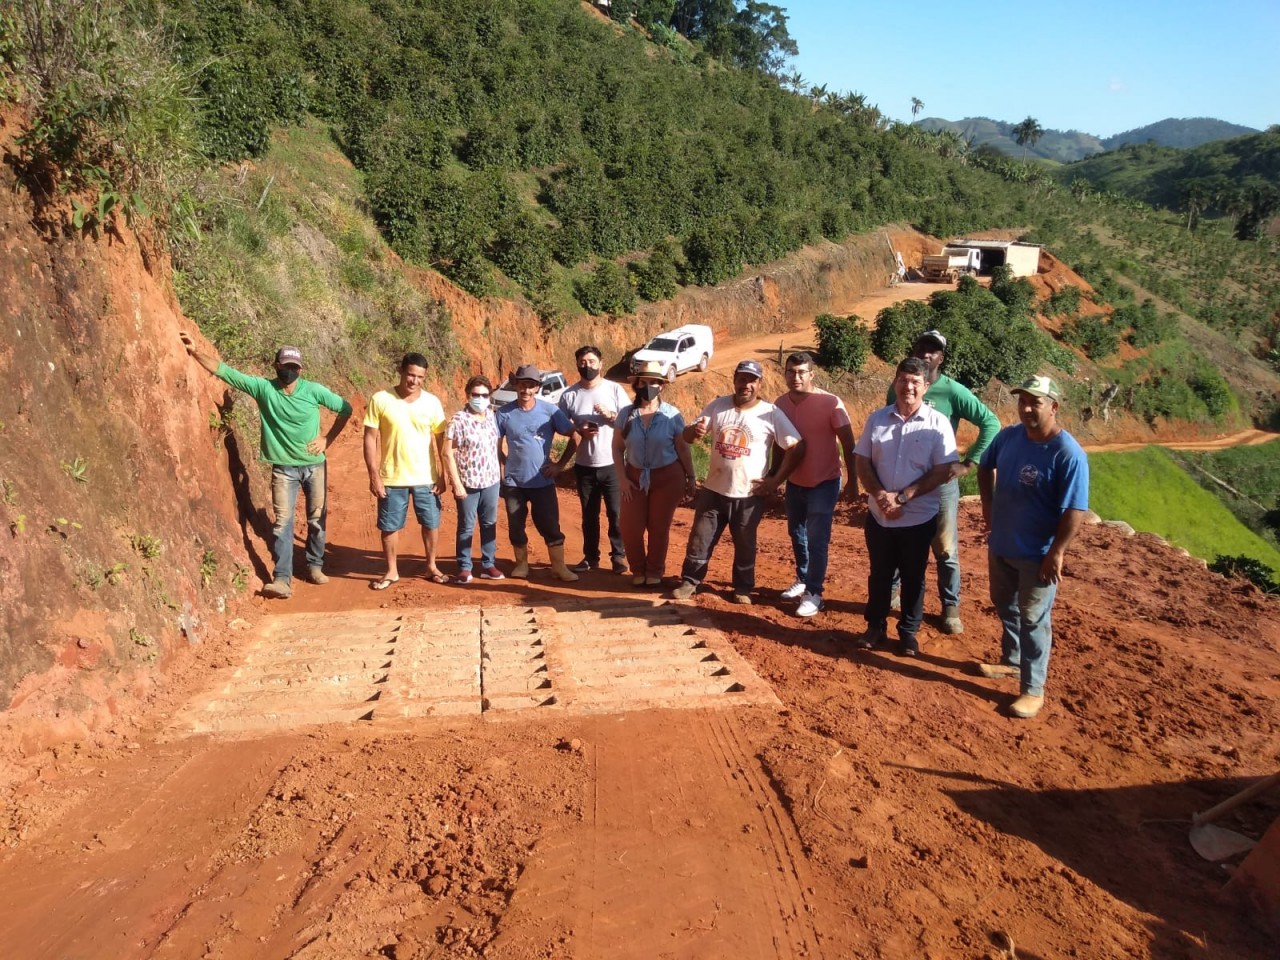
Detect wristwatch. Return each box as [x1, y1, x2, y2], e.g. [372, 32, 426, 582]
[894, 491, 909, 505]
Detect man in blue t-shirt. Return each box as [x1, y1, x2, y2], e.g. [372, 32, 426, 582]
[495, 364, 580, 582]
[978, 375, 1089, 720]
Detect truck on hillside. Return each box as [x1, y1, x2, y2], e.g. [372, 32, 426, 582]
[629, 324, 714, 382]
[920, 247, 983, 283]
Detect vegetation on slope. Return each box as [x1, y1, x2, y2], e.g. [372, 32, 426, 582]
[1089, 447, 1280, 577]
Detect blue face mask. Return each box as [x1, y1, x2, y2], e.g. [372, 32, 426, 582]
[468, 395, 490, 412]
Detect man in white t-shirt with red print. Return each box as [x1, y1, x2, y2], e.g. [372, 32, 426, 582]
[672, 360, 802, 605]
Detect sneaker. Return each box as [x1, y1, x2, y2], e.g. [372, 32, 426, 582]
[671, 580, 697, 600]
[781, 580, 806, 600]
[263, 579, 292, 599]
[897, 637, 920, 658]
[306, 566, 330, 585]
[941, 604, 964, 635]
[455, 570, 473, 584]
[979, 662, 1019, 679]
[644, 576, 662, 587]
[479, 566, 505, 581]
[1009, 694, 1045, 719]
[569, 559, 595, 573]
[612, 559, 630, 575]
[855, 625, 886, 650]
[632, 575, 647, 586]
[796, 593, 823, 617]
[730, 592, 753, 605]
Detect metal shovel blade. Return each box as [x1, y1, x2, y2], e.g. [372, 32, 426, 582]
[1190, 823, 1257, 862]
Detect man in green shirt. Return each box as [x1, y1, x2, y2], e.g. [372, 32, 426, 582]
[887, 330, 1000, 634]
[181, 334, 353, 598]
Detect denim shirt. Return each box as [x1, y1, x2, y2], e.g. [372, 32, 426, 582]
[616, 402, 685, 491]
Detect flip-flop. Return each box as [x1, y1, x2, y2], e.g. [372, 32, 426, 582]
[370, 577, 399, 591]
[426, 571, 449, 584]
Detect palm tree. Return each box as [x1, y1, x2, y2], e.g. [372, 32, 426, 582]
[910, 97, 924, 122]
[1012, 116, 1044, 162]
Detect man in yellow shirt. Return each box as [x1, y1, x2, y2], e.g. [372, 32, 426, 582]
[363, 353, 449, 588]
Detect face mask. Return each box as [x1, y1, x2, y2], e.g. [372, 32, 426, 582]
[468, 396, 490, 412]
[635, 384, 660, 403]
[277, 367, 300, 386]
[578, 365, 599, 382]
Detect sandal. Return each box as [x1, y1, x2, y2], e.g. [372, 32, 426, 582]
[370, 576, 399, 591]
[426, 571, 449, 584]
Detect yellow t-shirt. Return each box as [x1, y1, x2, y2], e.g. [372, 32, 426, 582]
[363, 389, 447, 486]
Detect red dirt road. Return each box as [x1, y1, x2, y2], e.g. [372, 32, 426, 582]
[3, 404, 1279, 959]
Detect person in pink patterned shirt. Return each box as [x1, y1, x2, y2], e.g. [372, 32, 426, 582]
[442, 375, 504, 583]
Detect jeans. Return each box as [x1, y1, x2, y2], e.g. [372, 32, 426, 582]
[456, 482, 500, 571]
[574, 463, 625, 565]
[784, 477, 841, 596]
[864, 513, 937, 643]
[679, 489, 766, 594]
[376, 485, 441, 532]
[502, 484, 564, 548]
[270, 463, 326, 583]
[890, 477, 961, 607]
[988, 553, 1058, 697]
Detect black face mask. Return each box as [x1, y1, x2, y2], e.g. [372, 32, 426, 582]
[277, 367, 301, 386]
[578, 365, 599, 382]
[635, 384, 661, 403]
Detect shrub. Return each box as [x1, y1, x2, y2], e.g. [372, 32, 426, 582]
[1045, 284, 1083, 318]
[814, 313, 869, 373]
[871, 300, 929, 365]
[1061, 314, 1120, 360]
[1122, 300, 1178, 348]
[576, 260, 636, 315]
[631, 240, 680, 301]
[1210, 555, 1279, 594]
[1188, 365, 1234, 420]
[989, 265, 1036, 316]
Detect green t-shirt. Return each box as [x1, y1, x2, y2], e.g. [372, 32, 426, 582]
[216, 363, 352, 466]
[887, 373, 1000, 464]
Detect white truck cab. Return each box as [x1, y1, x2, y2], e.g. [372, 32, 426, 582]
[492, 370, 568, 406]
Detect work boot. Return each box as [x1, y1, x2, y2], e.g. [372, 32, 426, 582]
[511, 545, 530, 579]
[548, 544, 579, 582]
[979, 662, 1019, 679]
[307, 565, 330, 585]
[941, 604, 964, 634]
[263, 578, 292, 599]
[671, 580, 697, 600]
[1009, 694, 1045, 719]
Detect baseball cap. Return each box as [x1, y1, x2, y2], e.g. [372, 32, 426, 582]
[512, 363, 542, 383]
[734, 359, 764, 379]
[1011, 375, 1062, 400]
[914, 329, 947, 351]
[275, 346, 303, 367]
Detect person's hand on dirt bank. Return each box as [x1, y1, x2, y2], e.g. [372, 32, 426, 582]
[179, 332, 221, 376]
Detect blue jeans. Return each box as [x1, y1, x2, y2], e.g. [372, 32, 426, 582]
[988, 553, 1058, 697]
[456, 482, 500, 571]
[785, 477, 841, 596]
[270, 463, 326, 583]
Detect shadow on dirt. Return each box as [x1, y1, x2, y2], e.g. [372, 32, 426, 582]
[928, 770, 1279, 958]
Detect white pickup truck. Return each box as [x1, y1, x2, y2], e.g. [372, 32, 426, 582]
[629, 324, 715, 382]
[491, 369, 568, 406]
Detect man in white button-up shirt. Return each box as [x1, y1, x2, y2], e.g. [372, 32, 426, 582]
[854, 357, 958, 656]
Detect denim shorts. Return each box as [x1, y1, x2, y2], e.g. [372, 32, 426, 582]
[377, 485, 441, 532]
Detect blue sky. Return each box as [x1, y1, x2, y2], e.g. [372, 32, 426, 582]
[784, 0, 1279, 137]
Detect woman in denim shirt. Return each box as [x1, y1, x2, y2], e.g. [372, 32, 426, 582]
[613, 361, 697, 587]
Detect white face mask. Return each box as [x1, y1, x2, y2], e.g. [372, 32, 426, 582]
[468, 396, 490, 412]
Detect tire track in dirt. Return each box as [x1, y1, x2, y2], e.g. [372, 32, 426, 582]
[487, 708, 824, 960]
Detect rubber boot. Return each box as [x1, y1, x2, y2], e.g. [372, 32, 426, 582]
[548, 543, 579, 582]
[511, 545, 530, 579]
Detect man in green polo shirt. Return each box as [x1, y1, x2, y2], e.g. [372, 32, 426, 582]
[181, 334, 352, 599]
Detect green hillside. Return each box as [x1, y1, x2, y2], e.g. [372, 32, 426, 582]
[1089, 447, 1280, 576]
[1101, 117, 1258, 151]
[917, 116, 1104, 163]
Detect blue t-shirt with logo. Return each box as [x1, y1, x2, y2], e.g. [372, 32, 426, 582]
[496, 399, 574, 489]
[981, 425, 1089, 559]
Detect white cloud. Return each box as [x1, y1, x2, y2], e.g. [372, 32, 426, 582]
[1108, 78, 1126, 94]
